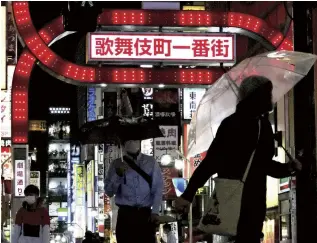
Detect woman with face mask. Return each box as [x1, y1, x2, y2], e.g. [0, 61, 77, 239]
[12, 185, 50, 243]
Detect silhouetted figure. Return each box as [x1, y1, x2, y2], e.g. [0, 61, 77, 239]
[175, 76, 302, 243]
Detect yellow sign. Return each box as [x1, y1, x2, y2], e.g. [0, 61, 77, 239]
[87, 160, 94, 207]
[196, 186, 208, 195]
[29, 120, 47, 132]
[182, 6, 205, 10]
[74, 164, 86, 238]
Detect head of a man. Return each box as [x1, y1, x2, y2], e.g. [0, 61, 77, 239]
[123, 140, 141, 155]
[238, 75, 273, 115]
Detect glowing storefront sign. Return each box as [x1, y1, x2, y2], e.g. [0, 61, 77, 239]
[1, 66, 14, 138]
[0, 7, 6, 90]
[183, 88, 206, 120]
[14, 160, 25, 197]
[87, 88, 97, 122]
[88, 33, 236, 63]
[87, 160, 94, 207]
[29, 171, 40, 190]
[74, 164, 85, 238]
[183, 5, 205, 10]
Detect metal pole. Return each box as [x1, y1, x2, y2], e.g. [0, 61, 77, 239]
[187, 156, 193, 243]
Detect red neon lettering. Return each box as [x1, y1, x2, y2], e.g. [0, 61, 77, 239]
[95, 37, 114, 56]
[210, 39, 229, 57]
[135, 38, 152, 56]
[192, 39, 210, 57]
[153, 39, 172, 57]
[114, 37, 133, 56]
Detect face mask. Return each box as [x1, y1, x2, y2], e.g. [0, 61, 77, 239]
[124, 140, 140, 154]
[25, 196, 36, 205]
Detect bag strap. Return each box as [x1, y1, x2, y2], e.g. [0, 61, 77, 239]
[242, 119, 261, 183]
[123, 155, 152, 188]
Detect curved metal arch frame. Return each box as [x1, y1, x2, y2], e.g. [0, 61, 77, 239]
[11, 2, 293, 144]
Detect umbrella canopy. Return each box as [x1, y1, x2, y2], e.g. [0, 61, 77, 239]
[187, 50, 317, 158]
[79, 116, 163, 144]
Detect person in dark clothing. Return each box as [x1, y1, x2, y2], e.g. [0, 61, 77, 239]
[175, 76, 302, 243]
[82, 231, 97, 243]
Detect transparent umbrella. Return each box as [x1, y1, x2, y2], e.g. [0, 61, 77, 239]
[187, 50, 317, 158]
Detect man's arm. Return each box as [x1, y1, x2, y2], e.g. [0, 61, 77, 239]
[104, 159, 124, 197]
[151, 159, 164, 214]
[181, 119, 229, 202]
[266, 160, 295, 178]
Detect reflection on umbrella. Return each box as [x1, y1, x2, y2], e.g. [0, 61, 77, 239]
[188, 50, 317, 157]
[79, 116, 163, 144]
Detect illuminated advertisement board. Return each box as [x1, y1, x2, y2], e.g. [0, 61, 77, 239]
[74, 164, 85, 238]
[87, 160, 94, 208]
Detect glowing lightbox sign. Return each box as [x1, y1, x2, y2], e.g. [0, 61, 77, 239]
[88, 33, 235, 63]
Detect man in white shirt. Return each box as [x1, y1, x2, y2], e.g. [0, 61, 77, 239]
[162, 224, 177, 243]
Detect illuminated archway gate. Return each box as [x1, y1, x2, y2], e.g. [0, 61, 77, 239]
[11, 2, 294, 144]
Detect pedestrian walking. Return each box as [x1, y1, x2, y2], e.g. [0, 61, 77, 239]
[12, 185, 50, 243]
[175, 76, 302, 243]
[105, 140, 163, 243]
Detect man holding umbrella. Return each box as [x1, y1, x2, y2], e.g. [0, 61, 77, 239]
[105, 139, 164, 243]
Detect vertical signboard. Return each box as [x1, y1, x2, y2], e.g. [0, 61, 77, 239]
[141, 88, 154, 156]
[87, 161, 94, 207]
[15, 160, 25, 197]
[161, 167, 178, 200]
[68, 145, 80, 225]
[183, 124, 207, 178]
[182, 88, 206, 120]
[154, 126, 178, 163]
[30, 171, 40, 191]
[87, 88, 97, 122]
[74, 164, 85, 238]
[97, 145, 105, 237]
[6, 8, 17, 65]
[1, 65, 14, 138]
[0, 7, 6, 90]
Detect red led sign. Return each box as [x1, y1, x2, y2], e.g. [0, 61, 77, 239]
[11, 2, 293, 144]
[88, 33, 235, 63]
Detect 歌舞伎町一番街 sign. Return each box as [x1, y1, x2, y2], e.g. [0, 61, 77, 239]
[88, 33, 236, 63]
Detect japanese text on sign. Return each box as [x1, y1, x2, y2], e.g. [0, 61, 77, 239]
[15, 160, 25, 197]
[183, 88, 206, 120]
[154, 126, 178, 163]
[89, 33, 235, 62]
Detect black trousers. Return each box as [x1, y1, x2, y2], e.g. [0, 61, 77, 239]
[116, 205, 156, 243]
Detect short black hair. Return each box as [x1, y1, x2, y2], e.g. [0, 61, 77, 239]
[163, 224, 171, 231]
[24, 184, 40, 196]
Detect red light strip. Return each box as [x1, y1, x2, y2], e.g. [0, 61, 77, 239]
[13, 2, 223, 85]
[97, 10, 293, 50]
[11, 2, 293, 144]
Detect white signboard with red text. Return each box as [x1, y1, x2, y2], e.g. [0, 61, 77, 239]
[15, 160, 26, 197]
[88, 33, 235, 63]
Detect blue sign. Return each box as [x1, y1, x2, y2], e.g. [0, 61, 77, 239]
[87, 88, 97, 122]
[67, 146, 80, 224]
